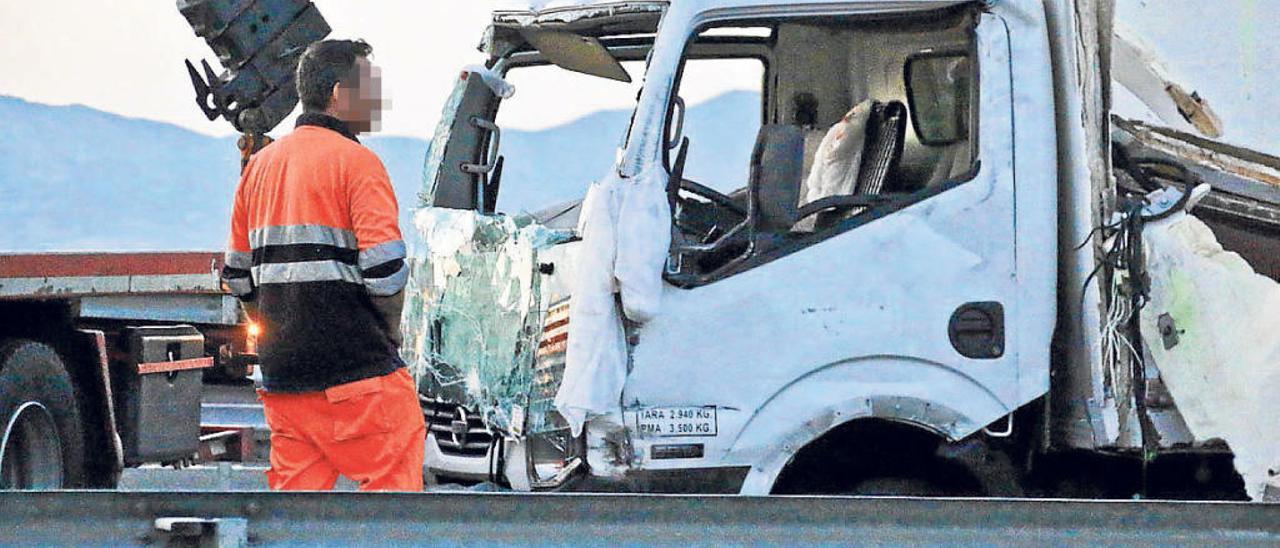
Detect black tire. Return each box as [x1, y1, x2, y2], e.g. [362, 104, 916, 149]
[840, 459, 989, 497]
[847, 476, 950, 496]
[0, 339, 87, 489]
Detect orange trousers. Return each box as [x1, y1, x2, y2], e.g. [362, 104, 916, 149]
[257, 368, 426, 491]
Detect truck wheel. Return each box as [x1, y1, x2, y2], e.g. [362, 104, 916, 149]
[846, 476, 950, 496]
[0, 340, 87, 489]
[840, 460, 988, 497]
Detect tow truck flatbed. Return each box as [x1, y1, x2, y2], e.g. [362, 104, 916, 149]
[0, 251, 239, 325]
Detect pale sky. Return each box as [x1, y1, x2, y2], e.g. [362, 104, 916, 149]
[3, 2, 1276, 153]
[0, 1, 494, 138]
[0, 1, 760, 139]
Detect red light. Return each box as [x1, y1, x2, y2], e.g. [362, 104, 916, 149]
[246, 321, 261, 354]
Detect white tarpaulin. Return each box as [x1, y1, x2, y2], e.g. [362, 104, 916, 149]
[1141, 212, 1280, 501]
[555, 166, 672, 436]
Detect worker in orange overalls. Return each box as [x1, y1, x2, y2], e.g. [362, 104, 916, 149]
[220, 39, 425, 491]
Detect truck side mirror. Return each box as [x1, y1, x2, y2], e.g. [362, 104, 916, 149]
[905, 53, 971, 145]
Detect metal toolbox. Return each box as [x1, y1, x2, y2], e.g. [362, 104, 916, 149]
[117, 325, 209, 465]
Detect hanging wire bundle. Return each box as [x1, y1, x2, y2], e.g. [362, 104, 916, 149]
[1081, 146, 1204, 380]
[1076, 143, 1206, 473]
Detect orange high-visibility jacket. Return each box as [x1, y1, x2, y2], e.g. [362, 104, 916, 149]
[222, 114, 407, 392]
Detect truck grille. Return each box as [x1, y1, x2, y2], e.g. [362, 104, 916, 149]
[421, 398, 493, 457]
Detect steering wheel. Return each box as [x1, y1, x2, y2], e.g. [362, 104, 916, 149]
[677, 179, 748, 217]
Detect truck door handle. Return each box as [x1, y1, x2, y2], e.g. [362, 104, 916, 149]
[948, 302, 1004, 359]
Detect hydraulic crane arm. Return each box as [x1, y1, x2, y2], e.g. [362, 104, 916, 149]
[177, 0, 331, 164]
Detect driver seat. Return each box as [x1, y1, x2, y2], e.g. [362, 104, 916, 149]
[793, 101, 908, 231]
[746, 102, 907, 240]
[747, 125, 807, 233]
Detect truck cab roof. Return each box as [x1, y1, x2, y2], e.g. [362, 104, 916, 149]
[495, 0, 965, 16]
[489, 0, 966, 34]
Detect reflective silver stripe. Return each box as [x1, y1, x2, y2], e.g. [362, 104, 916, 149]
[252, 260, 362, 285]
[358, 240, 407, 270]
[249, 225, 358, 250]
[225, 275, 254, 297]
[224, 250, 253, 270]
[364, 261, 409, 297]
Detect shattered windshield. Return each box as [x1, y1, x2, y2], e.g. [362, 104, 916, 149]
[402, 209, 573, 432]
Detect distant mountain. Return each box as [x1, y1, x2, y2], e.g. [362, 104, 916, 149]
[0, 96, 241, 252]
[0, 90, 760, 252]
[495, 89, 760, 213]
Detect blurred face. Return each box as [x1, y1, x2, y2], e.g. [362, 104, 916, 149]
[330, 56, 384, 134]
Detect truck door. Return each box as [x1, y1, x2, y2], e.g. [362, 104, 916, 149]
[623, 11, 1028, 464]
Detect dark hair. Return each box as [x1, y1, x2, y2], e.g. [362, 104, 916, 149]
[295, 39, 373, 112]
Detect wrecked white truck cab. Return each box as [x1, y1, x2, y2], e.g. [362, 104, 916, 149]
[406, 0, 1280, 497]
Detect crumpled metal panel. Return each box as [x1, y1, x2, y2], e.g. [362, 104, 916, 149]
[484, 2, 665, 56]
[401, 208, 572, 432]
[492, 2, 665, 28]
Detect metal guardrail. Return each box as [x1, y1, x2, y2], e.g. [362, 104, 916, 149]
[2, 492, 1280, 545]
